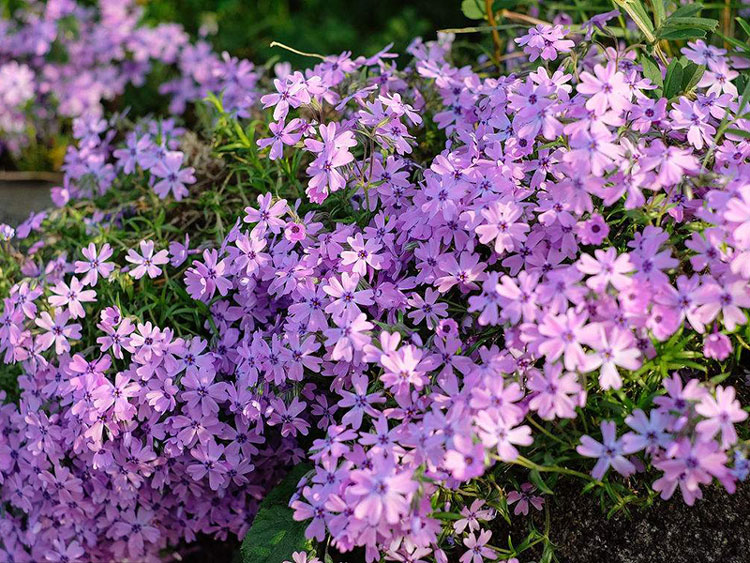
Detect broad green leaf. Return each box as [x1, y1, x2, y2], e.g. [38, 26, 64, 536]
[241, 464, 312, 563]
[640, 55, 663, 87]
[680, 62, 705, 93]
[461, 0, 486, 20]
[670, 3, 704, 19]
[663, 59, 684, 99]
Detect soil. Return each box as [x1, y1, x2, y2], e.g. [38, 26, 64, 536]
[0, 179, 52, 225]
[545, 483, 750, 563]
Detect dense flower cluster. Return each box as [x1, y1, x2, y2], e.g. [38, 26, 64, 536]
[0, 0, 258, 158]
[2, 4, 750, 563]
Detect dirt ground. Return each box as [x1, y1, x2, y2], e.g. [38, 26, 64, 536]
[545, 483, 750, 563]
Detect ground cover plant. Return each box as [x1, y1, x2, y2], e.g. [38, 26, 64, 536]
[1, 0, 750, 561]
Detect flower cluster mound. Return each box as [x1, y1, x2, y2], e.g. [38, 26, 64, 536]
[0, 0, 257, 162]
[2, 2, 750, 562]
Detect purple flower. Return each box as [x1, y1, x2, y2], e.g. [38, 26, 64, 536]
[577, 420, 636, 480]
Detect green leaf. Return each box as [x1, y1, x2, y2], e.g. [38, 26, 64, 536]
[241, 464, 312, 563]
[680, 61, 705, 93]
[726, 127, 750, 140]
[670, 3, 704, 19]
[640, 55, 663, 88]
[529, 469, 555, 495]
[663, 59, 684, 99]
[736, 16, 750, 39]
[661, 16, 718, 32]
[461, 0, 486, 20]
[658, 27, 707, 40]
[652, 0, 666, 26]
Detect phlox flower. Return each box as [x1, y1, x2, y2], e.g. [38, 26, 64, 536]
[576, 420, 636, 480]
[577, 62, 632, 115]
[258, 118, 303, 160]
[349, 456, 417, 525]
[695, 278, 750, 331]
[187, 439, 227, 491]
[653, 438, 730, 505]
[527, 363, 581, 420]
[475, 200, 529, 255]
[506, 482, 544, 516]
[185, 249, 233, 302]
[581, 324, 641, 390]
[537, 309, 589, 370]
[34, 309, 82, 354]
[454, 500, 495, 534]
[126, 240, 170, 280]
[48, 277, 96, 319]
[695, 385, 748, 448]
[243, 192, 288, 234]
[515, 24, 574, 61]
[323, 311, 373, 362]
[151, 150, 195, 200]
[407, 288, 448, 328]
[74, 243, 115, 286]
[323, 272, 374, 319]
[460, 529, 496, 563]
[621, 408, 672, 454]
[340, 234, 384, 276]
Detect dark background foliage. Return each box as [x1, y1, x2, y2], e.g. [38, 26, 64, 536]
[142, 0, 461, 66]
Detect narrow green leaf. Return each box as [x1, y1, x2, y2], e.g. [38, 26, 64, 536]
[726, 127, 750, 140]
[529, 469, 555, 495]
[652, 0, 667, 26]
[658, 28, 707, 40]
[661, 16, 718, 31]
[736, 16, 750, 39]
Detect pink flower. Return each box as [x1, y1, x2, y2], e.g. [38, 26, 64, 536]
[527, 363, 581, 420]
[48, 277, 96, 319]
[350, 456, 417, 525]
[695, 385, 748, 448]
[73, 242, 115, 286]
[538, 309, 589, 370]
[576, 248, 633, 292]
[703, 329, 732, 360]
[475, 201, 529, 255]
[340, 234, 384, 275]
[323, 310, 373, 361]
[577, 62, 632, 115]
[460, 529, 496, 563]
[506, 483, 544, 516]
[582, 325, 641, 390]
[653, 439, 729, 505]
[323, 272, 374, 319]
[126, 240, 170, 280]
[284, 221, 307, 242]
[454, 500, 495, 534]
[35, 309, 81, 354]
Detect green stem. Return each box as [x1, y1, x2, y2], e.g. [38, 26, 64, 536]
[512, 455, 601, 484]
